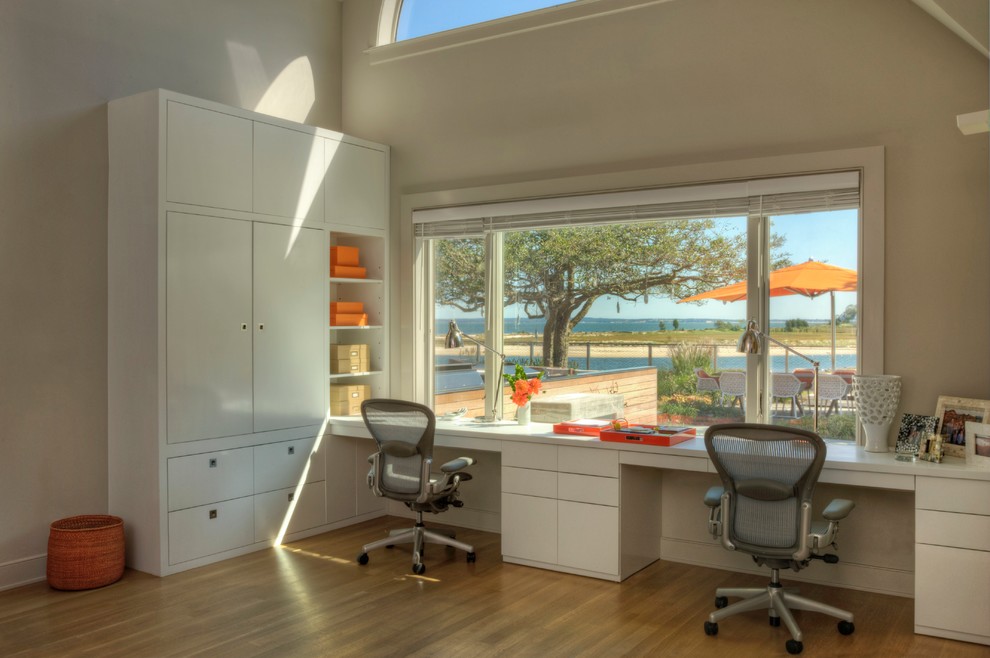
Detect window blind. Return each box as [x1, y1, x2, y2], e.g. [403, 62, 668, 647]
[413, 171, 860, 238]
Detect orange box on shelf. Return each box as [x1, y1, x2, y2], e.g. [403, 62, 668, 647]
[330, 313, 369, 327]
[331, 265, 367, 279]
[330, 301, 364, 314]
[331, 245, 360, 267]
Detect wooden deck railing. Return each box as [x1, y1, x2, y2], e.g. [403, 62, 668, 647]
[435, 367, 658, 424]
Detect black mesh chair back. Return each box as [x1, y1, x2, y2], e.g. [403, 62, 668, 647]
[705, 423, 825, 559]
[361, 399, 436, 501]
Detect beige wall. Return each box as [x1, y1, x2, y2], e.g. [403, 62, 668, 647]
[340, 0, 989, 412]
[0, 0, 341, 587]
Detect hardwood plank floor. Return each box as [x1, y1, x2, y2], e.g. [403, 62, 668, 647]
[0, 517, 986, 657]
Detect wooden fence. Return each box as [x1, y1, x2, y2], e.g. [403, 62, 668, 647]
[434, 367, 658, 424]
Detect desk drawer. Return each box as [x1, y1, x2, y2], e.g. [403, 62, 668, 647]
[254, 438, 323, 494]
[168, 496, 254, 565]
[916, 509, 990, 551]
[558, 445, 618, 477]
[502, 466, 557, 498]
[502, 442, 556, 470]
[558, 473, 618, 506]
[254, 481, 327, 542]
[917, 477, 990, 515]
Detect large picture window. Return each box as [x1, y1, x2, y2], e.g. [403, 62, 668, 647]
[417, 171, 863, 440]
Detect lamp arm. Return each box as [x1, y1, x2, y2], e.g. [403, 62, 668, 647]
[455, 332, 505, 421]
[762, 333, 820, 369]
[456, 332, 506, 360]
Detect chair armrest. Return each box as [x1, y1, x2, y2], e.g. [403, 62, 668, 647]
[704, 486, 724, 508]
[822, 498, 855, 521]
[440, 457, 475, 473]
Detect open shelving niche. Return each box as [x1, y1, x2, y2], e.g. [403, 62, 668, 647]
[328, 228, 389, 410]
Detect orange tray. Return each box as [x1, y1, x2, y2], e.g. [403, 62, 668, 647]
[552, 419, 625, 437]
[599, 425, 696, 446]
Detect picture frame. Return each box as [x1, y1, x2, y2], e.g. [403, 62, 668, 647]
[917, 430, 944, 463]
[964, 421, 990, 466]
[933, 396, 990, 459]
[894, 413, 939, 461]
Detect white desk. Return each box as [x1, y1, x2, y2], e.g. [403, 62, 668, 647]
[330, 417, 990, 646]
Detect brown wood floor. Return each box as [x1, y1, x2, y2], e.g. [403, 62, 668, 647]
[1, 516, 986, 657]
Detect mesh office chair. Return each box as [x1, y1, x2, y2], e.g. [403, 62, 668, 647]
[702, 423, 856, 655]
[356, 399, 476, 575]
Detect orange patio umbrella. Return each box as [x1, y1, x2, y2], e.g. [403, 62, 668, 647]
[678, 260, 858, 369]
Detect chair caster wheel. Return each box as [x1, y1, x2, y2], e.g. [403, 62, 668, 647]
[786, 639, 803, 655]
[466, 552, 476, 563]
[838, 620, 855, 635]
[412, 563, 426, 575]
[703, 621, 718, 636]
[714, 596, 728, 609]
[769, 616, 780, 627]
[357, 553, 368, 565]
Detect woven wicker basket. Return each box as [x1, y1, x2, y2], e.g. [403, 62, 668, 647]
[47, 515, 125, 590]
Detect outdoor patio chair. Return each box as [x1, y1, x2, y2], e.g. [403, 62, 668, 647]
[771, 373, 804, 418]
[695, 368, 721, 396]
[817, 374, 849, 416]
[718, 371, 746, 411]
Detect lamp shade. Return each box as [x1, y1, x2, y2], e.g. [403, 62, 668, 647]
[737, 320, 762, 354]
[444, 320, 464, 349]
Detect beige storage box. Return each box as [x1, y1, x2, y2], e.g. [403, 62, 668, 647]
[330, 384, 371, 416]
[331, 344, 370, 374]
[530, 393, 625, 423]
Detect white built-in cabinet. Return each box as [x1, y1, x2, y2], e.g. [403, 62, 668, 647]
[914, 476, 990, 645]
[108, 89, 390, 576]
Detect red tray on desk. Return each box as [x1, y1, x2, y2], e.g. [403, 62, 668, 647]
[599, 425, 696, 446]
[552, 419, 625, 437]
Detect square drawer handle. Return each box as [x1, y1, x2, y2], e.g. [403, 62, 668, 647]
[209, 458, 218, 468]
[288, 446, 295, 455]
[288, 492, 294, 502]
[208, 509, 218, 520]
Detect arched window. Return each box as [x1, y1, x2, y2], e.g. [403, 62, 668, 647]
[379, 0, 579, 44]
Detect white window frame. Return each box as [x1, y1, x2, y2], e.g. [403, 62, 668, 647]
[402, 148, 883, 437]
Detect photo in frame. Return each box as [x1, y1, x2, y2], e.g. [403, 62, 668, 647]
[933, 396, 990, 459]
[964, 421, 990, 466]
[917, 431, 944, 463]
[895, 413, 939, 461]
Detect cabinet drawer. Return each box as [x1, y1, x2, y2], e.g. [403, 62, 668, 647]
[915, 543, 990, 637]
[917, 477, 990, 515]
[501, 492, 557, 564]
[916, 509, 990, 551]
[559, 445, 618, 477]
[254, 438, 324, 494]
[254, 481, 327, 542]
[168, 496, 254, 565]
[502, 442, 557, 470]
[558, 473, 618, 506]
[558, 500, 619, 575]
[502, 466, 557, 498]
[168, 448, 253, 511]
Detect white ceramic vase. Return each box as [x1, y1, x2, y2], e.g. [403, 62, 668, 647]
[854, 375, 901, 452]
[516, 402, 531, 426]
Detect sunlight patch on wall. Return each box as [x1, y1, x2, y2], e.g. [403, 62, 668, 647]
[226, 41, 315, 124]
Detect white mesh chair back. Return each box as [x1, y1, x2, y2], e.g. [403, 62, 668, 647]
[817, 374, 848, 403]
[718, 372, 746, 396]
[695, 368, 721, 393]
[705, 424, 825, 557]
[771, 373, 802, 398]
[361, 399, 435, 499]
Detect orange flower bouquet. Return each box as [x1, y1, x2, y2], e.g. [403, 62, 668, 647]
[503, 363, 544, 407]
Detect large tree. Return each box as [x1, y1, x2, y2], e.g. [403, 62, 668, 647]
[436, 220, 788, 367]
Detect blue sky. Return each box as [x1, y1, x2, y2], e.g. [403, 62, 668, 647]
[396, 0, 572, 40]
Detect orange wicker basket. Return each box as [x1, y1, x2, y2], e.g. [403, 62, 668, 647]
[47, 515, 125, 590]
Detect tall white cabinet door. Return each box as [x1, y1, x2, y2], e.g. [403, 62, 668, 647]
[253, 123, 326, 223]
[253, 222, 325, 433]
[166, 213, 253, 443]
[325, 140, 386, 230]
[166, 101, 253, 211]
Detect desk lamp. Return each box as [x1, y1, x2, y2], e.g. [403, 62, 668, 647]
[738, 320, 820, 433]
[444, 320, 506, 422]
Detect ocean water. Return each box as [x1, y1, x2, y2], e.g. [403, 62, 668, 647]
[437, 316, 827, 336]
